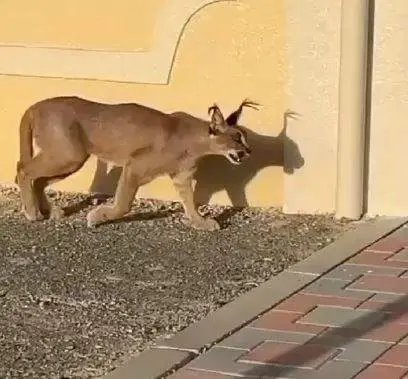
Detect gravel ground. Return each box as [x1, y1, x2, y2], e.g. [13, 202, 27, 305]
[0, 186, 352, 378]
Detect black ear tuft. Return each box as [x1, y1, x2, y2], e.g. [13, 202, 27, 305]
[208, 104, 217, 116]
[208, 103, 223, 119]
[208, 102, 226, 131]
[226, 99, 261, 126]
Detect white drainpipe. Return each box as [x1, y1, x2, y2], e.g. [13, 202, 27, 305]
[335, 0, 370, 219]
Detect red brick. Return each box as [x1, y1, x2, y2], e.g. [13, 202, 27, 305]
[239, 341, 337, 369]
[349, 252, 408, 268]
[396, 314, 408, 325]
[170, 370, 239, 379]
[359, 300, 408, 324]
[366, 235, 408, 253]
[335, 322, 408, 343]
[389, 249, 408, 262]
[354, 364, 408, 378]
[251, 311, 326, 334]
[351, 275, 408, 294]
[363, 323, 408, 342]
[377, 345, 408, 367]
[359, 299, 408, 314]
[275, 294, 362, 314]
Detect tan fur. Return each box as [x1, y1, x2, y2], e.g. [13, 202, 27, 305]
[15, 96, 258, 230]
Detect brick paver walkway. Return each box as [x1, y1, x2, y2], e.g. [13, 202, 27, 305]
[170, 226, 408, 379]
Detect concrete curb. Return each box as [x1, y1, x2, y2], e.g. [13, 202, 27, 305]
[103, 349, 193, 379]
[103, 216, 408, 379]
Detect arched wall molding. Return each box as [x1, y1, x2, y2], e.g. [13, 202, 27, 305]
[0, 0, 236, 83]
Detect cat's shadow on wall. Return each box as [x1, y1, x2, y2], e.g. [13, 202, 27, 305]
[88, 111, 304, 210]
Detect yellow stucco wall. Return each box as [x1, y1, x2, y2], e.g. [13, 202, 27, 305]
[0, 0, 159, 51]
[0, 0, 285, 207]
[283, 0, 342, 214]
[367, 0, 408, 216]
